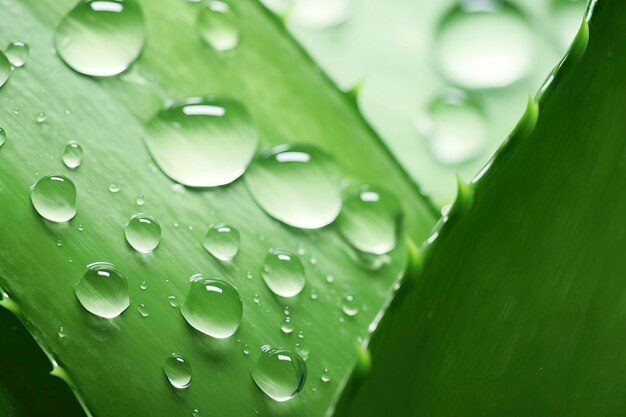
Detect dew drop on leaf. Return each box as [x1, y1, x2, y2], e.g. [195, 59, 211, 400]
[124, 213, 161, 253]
[435, 0, 533, 89]
[246, 144, 343, 229]
[197, 1, 241, 52]
[181, 275, 243, 338]
[341, 294, 359, 317]
[280, 317, 293, 334]
[74, 262, 130, 319]
[261, 249, 306, 297]
[144, 97, 257, 187]
[62, 141, 84, 169]
[251, 346, 307, 402]
[30, 174, 77, 222]
[4, 41, 29, 67]
[202, 224, 240, 261]
[163, 354, 192, 389]
[137, 303, 150, 317]
[55, 0, 145, 77]
[416, 89, 486, 165]
[336, 184, 401, 255]
[321, 368, 331, 383]
[35, 112, 46, 123]
[0, 51, 10, 88]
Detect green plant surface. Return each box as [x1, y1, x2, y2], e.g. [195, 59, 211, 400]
[332, 1, 626, 415]
[0, 0, 438, 416]
[283, 0, 587, 204]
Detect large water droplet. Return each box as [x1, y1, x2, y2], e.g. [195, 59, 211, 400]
[74, 262, 130, 319]
[62, 141, 84, 169]
[181, 275, 243, 338]
[5, 41, 29, 68]
[290, 0, 352, 29]
[0, 51, 11, 88]
[246, 144, 342, 229]
[416, 89, 486, 165]
[435, 0, 534, 89]
[336, 185, 401, 255]
[261, 250, 306, 298]
[197, 1, 241, 52]
[30, 175, 77, 222]
[251, 346, 307, 402]
[202, 224, 240, 261]
[55, 0, 145, 77]
[163, 354, 192, 389]
[124, 213, 161, 253]
[144, 97, 257, 187]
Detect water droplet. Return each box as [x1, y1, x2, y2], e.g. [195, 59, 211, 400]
[58, 326, 66, 339]
[36, 112, 46, 123]
[144, 97, 257, 187]
[435, 0, 534, 89]
[181, 275, 243, 338]
[62, 141, 84, 169]
[192, 409, 200, 417]
[135, 194, 145, 206]
[325, 274, 335, 284]
[246, 144, 342, 229]
[297, 330, 304, 339]
[0, 52, 10, 88]
[243, 344, 250, 355]
[163, 354, 192, 389]
[291, 0, 352, 29]
[202, 224, 240, 261]
[168, 295, 179, 307]
[336, 184, 401, 255]
[310, 289, 318, 300]
[78, 224, 84, 231]
[280, 317, 293, 334]
[197, 1, 240, 52]
[30, 174, 77, 222]
[5, 41, 28, 68]
[251, 346, 307, 402]
[56, 239, 63, 247]
[261, 249, 306, 297]
[253, 293, 261, 305]
[0, 127, 6, 148]
[137, 303, 150, 317]
[140, 280, 148, 290]
[321, 368, 331, 383]
[417, 89, 486, 165]
[74, 262, 129, 319]
[124, 213, 161, 253]
[341, 295, 359, 316]
[109, 183, 121, 193]
[55, 0, 145, 77]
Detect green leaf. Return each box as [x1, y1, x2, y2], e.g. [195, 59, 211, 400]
[332, 1, 626, 416]
[0, 0, 436, 416]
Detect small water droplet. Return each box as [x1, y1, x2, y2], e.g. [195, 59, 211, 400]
[341, 295, 359, 316]
[135, 194, 145, 206]
[58, 326, 66, 339]
[243, 344, 250, 355]
[36, 112, 47, 123]
[0, 127, 6, 148]
[109, 183, 121, 193]
[137, 303, 150, 317]
[280, 317, 293, 334]
[181, 275, 243, 338]
[197, 1, 241, 52]
[321, 368, 331, 383]
[246, 271, 253, 280]
[325, 274, 335, 284]
[261, 249, 306, 297]
[417, 89, 486, 165]
[246, 144, 342, 229]
[30, 174, 77, 222]
[0, 52, 11, 88]
[168, 295, 179, 307]
[62, 141, 84, 169]
[251, 346, 307, 402]
[140, 280, 148, 290]
[310, 289, 318, 300]
[144, 97, 257, 187]
[57, 239, 63, 247]
[253, 293, 261, 305]
[192, 409, 200, 417]
[124, 213, 161, 253]
[55, 0, 145, 77]
[163, 354, 192, 389]
[5, 41, 29, 67]
[297, 330, 304, 339]
[78, 224, 84, 231]
[74, 262, 129, 319]
[435, 0, 534, 89]
[202, 224, 240, 261]
[291, 0, 351, 29]
[337, 184, 401, 255]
